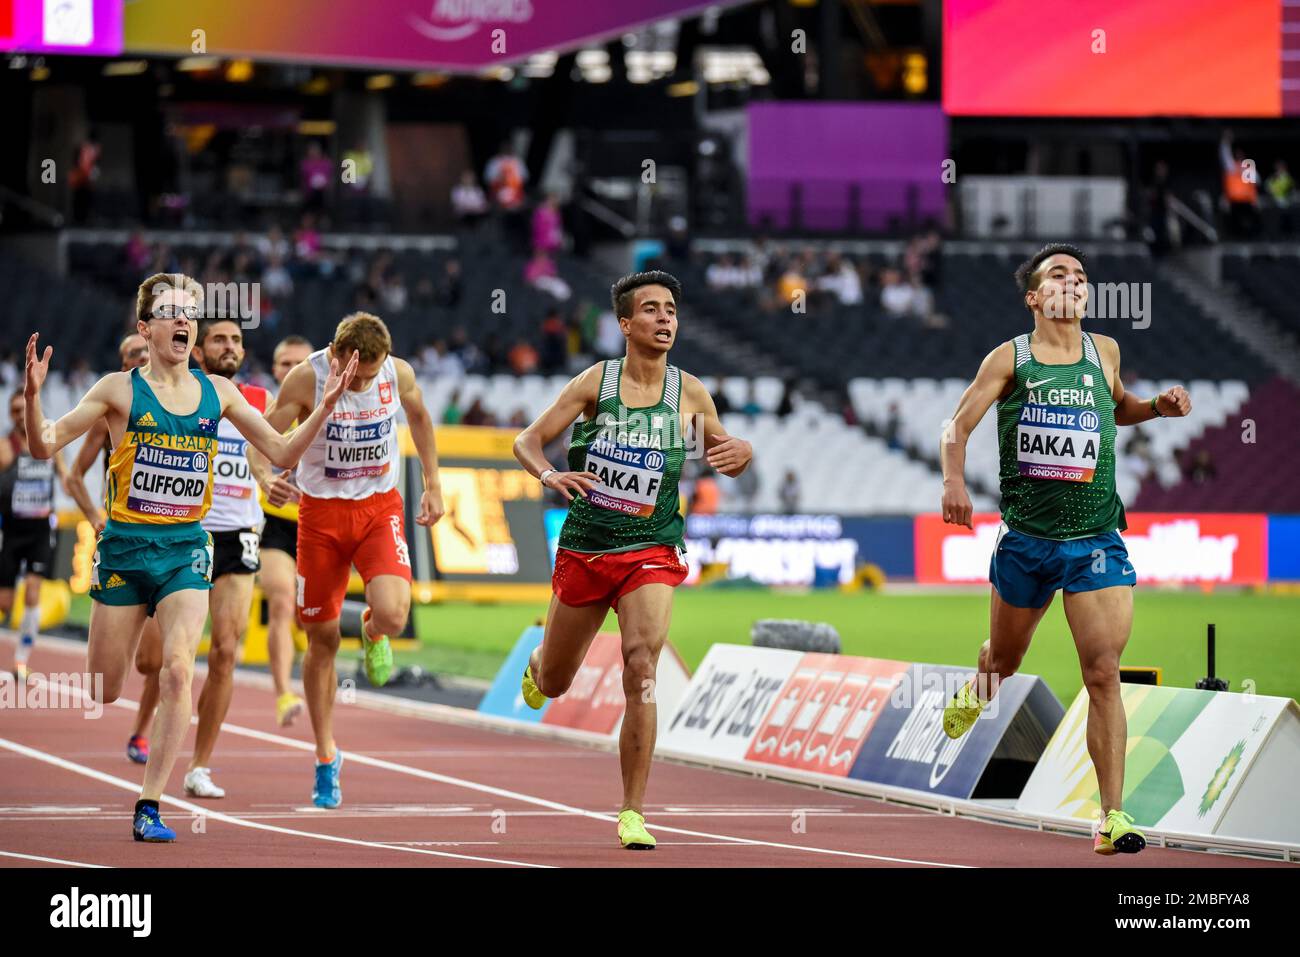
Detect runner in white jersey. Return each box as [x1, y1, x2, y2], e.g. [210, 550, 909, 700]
[258, 335, 314, 728]
[183, 319, 271, 799]
[257, 312, 444, 808]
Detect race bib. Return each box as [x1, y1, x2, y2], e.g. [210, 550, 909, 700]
[213, 434, 255, 499]
[323, 418, 394, 480]
[128, 439, 211, 518]
[584, 438, 665, 517]
[12, 457, 54, 518]
[1016, 404, 1100, 483]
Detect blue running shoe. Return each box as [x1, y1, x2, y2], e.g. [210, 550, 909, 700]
[132, 806, 176, 843]
[126, 735, 149, 765]
[312, 752, 343, 809]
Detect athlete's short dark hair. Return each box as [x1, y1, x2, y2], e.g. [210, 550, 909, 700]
[274, 335, 312, 359]
[611, 270, 682, 319]
[1014, 243, 1087, 296]
[195, 318, 242, 347]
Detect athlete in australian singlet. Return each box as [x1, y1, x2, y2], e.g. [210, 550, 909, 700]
[938, 245, 1191, 856]
[22, 272, 356, 844]
[513, 270, 754, 851]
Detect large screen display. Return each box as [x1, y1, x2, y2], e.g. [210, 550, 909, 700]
[1, 0, 123, 55]
[944, 0, 1282, 117]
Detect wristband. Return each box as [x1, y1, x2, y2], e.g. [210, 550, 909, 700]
[539, 468, 556, 486]
[1150, 395, 1165, 418]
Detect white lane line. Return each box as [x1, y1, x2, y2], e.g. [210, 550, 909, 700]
[14, 650, 969, 868]
[0, 737, 550, 869]
[209, 719, 968, 867]
[0, 849, 110, 868]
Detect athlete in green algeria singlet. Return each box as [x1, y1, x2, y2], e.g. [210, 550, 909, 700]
[512, 270, 753, 851]
[938, 244, 1191, 856]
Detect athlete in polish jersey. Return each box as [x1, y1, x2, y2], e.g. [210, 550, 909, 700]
[939, 244, 1191, 855]
[257, 313, 443, 809]
[513, 270, 753, 850]
[183, 319, 271, 799]
[23, 272, 356, 843]
[65, 332, 162, 764]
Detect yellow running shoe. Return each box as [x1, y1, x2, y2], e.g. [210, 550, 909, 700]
[276, 693, 305, 727]
[521, 665, 546, 710]
[1094, 809, 1146, 855]
[14, 661, 30, 683]
[617, 809, 656, 850]
[943, 681, 984, 739]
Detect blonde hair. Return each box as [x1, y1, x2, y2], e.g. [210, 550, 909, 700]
[136, 272, 203, 325]
[332, 313, 392, 363]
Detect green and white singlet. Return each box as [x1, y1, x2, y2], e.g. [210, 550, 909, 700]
[995, 331, 1125, 540]
[558, 358, 686, 554]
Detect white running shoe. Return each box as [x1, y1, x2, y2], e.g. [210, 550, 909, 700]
[183, 767, 226, 799]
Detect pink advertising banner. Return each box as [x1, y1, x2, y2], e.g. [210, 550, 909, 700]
[125, 0, 753, 71]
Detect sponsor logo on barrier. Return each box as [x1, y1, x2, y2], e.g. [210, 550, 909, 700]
[662, 646, 800, 760]
[914, 513, 1268, 585]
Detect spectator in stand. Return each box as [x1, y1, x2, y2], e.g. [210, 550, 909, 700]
[595, 307, 623, 357]
[0, 350, 17, 390]
[508, 338, 540, 375]
[1145, 160, 1175, 254]
[691, 468, 720, 515]
[483, 332, 508, 374]
[300, 141, 332, 213]
[1266, 159, 1296, 236]
[435, 257, 464, 309]
[262, 253, 294, 299]
[1122, 428, 1157, 485]
[665, 216, 690, 260]
[417, 338, 439, 375]
[731, 461, 759, 512]
[293, 213, 322, 270]
[525, 251, 572, 301]
[740, 382, 762, 417]
[449, 327, 486, 374]
[779, 470, 801, 515]
[507, 408, 529, 429]
[462, 397, 496, 427]
[775, 378, 796, 418]
[342, 141, 374, 193]
[442, 389, 464, 425]
[484, 143, 528, 211]
[381, 271, 408, 314]
[817, 253, 864, 306]
[1185, 449, 1217, 485]
[125, 232, 151, 273]
[539, 308, 568, 374]
[259, 224, 291, 263]
[429, 340, 465, 379]
[1220, 131, 1260, 238]
[69, 130, 101, 224]
[880, 268, 918, 319]
[451, 170, 489, 225]
[884, 402, 903, 451]
[775, 257, 808, 309]
[532, 193, 564, 255]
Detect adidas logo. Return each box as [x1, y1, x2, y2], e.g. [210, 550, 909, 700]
[105, 574, 126, 589]
[135, 412, 158, 428]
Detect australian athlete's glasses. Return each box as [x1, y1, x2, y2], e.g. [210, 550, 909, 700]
[152, 304, 202, 320]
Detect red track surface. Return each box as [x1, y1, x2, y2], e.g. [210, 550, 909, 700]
[0, 639, 1287, 869]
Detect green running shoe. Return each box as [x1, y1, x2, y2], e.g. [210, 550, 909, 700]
[360, 607, 393, 687]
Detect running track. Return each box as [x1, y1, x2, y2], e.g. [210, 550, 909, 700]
[0, 638, 1287, 869]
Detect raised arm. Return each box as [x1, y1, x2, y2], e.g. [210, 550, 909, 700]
[513, 363, 601, 501]
[24, 335, 123, 459]
[940, 341, 1015, 528]
[217, 351, 358, 469]
[684, 374, 752, 478]
[1096, 335, 1192, 426]
[395, 358, 444, 527]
